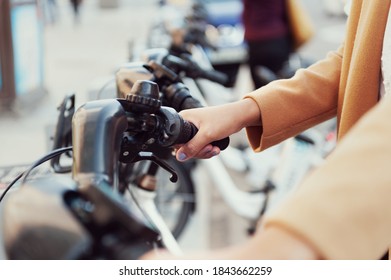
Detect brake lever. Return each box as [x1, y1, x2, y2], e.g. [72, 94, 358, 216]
[132, 152, 178, 183]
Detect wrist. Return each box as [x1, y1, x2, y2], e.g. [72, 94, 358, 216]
[238, 98, 262, 127]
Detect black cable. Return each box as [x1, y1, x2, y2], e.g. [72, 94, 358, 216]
[0, 146, 73, 203]
[127, 184, 160, 234]
[0, 173, 23, 203]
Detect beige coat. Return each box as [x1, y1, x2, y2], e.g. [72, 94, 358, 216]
[245, 0, 391, 259]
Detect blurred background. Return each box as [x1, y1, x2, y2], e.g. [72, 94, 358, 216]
[0, 0, 348, 255]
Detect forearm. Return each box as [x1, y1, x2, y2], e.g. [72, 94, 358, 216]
[140, 226, 320, 260]
[245, 47, 343, 151]
[233, 98, 262, 128]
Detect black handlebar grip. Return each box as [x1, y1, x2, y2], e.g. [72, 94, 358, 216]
[176, 121, 230, 151]
[201, 70, 229, 86]
[176, 120, 198, 144]
[180, 96, 203, 110]
[165, 83, 203, 111]
[163, 83, 230, 150]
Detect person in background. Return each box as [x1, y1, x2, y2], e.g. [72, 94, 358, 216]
[141, 0, 391, 260]
[44, 0, 59, 24]
[70, 0, 83, 24]
[241, 0, 292, 89]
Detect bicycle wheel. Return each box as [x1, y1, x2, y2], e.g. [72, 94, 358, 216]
[154, 157, 196, 239]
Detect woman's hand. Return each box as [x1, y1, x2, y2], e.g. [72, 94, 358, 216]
[175, 98, 261, 161]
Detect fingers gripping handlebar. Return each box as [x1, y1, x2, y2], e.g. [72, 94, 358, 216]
[116, 59, 230, 150]
[125, 80, 230, 150]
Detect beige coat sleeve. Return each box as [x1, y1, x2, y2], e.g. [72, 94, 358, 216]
[244, 46, 343, 151]
[263, 96, 391, 259]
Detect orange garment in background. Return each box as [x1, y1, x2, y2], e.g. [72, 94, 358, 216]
[244, 0, 391, 259]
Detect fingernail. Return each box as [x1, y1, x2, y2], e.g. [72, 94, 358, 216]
[178, 152, 187, 161]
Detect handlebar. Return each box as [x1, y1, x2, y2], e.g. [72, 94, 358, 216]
[139, 47, 229, 87]
[3, 43, 231, 260]
[116, 61, 230, 151]
[162, 53, 228, 86]
[120, 80, 229, 152]
[73, 79, 228, 189]
[69, 80, 227, 258]
[3, 82, 206, 260]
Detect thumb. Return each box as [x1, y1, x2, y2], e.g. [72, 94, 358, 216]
[176, 134, 207, 161]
